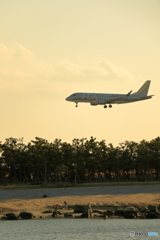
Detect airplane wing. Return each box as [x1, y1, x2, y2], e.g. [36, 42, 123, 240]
[105, 90, 132, 103]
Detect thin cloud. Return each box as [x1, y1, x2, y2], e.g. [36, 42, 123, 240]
[99, 60, 134, 80]
[55, 60, 134, 80]
[0, 43, 13, 61]
[14, 43, 35, 58]
[0, 43, 135, 97]
[56, 60, 109, 78]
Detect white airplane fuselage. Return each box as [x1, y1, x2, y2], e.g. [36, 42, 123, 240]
[66, 93, 152, 104]
[65, 80, 153, 108]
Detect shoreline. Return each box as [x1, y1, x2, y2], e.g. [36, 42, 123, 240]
[0, 193, 160, 220]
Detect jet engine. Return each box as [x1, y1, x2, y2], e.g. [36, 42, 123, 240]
[90, 100, 106, 106]
[90, 101, 98, 106]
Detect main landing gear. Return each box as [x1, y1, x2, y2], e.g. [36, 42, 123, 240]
[104, 104, 112, 108]
[75, 103, 78, 107]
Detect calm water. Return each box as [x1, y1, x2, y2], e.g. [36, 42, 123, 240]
[0, 219, 159, 240]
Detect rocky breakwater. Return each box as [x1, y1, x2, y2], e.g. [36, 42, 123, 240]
[1, 204, 160, 220]
[1, 211, 34, 220]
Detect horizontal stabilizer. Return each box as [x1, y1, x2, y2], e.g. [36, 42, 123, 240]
[126, 90, 132, 96]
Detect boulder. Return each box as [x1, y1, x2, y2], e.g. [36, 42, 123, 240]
[138, 207, 148, 213]
[5, 213, 17, 220]
[19, 211, 34, 219]
[148, 205, 159, 213]
[124, 206, 138, 217]
[124, 206, 138, 213]
[154, 211, 160, 218]
[64, 213, 73, 218]
[145, 210, 159, 219]
[124, 206, 140, 219]
[124, 213, 136, 219]
[106, 210, 114, 216]
[93, 210, 113, 216]
[42, 210, 53, 214]
[74, 205, 86, 213]
[81, 212, 88, 218]
[114, 209, 124, 216]
[136, 212, 146, 219]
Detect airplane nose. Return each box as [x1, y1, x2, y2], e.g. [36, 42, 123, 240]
[65, 97, 69, 101]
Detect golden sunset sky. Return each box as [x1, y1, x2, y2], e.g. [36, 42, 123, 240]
[0, 0, 159, 146]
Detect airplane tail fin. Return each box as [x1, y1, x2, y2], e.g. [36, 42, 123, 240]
[132, 80, 151, 96]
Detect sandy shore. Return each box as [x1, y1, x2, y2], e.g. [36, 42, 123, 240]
[0, 193, 160, 218]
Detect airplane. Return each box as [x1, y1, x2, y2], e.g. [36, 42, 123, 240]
[65, 80, 154, 108]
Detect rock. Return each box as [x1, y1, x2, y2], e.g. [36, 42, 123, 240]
[92, 209, 113, 216]
[81, 212, 88, 218]
[154, 211, 160, 217]
[74, 205, 86, 213]
[124, 206, 138, 217]
[64, 213, 73, 218]
[136, 212, 146, 219]
[138, 207, 148, 213]
[106, 210, 114, 216]
[148, 205, 159, 213]
[5, 213, 17, 220]
[145, 210, 159, 219]
[114, 209, 124, 216]
[124, 213, 137, 219]
[42, 210, 53, 214]
[19, 212, 34, 219]
[124, 206, 138, 213]
[123, 206, 140, 219]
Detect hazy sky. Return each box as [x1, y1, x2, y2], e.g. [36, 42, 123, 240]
[0, 0, 160, 146]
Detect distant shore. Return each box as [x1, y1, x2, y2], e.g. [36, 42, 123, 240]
[0, 183, 160, 200]
[0, 184, 160, 219]
[0, 193, 160, 219]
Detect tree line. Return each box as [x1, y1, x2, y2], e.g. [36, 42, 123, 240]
[0, 136, 160, 185]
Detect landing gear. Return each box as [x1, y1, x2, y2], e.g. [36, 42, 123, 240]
[75, 103, 78, 107]
[104, 104, 112, 108]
